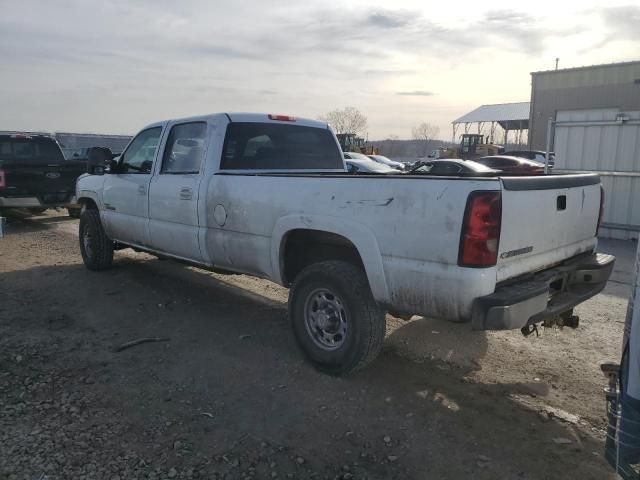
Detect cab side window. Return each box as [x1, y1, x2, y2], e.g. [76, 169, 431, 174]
[119, 127, 162, 174]
[161, 122, 207, 174]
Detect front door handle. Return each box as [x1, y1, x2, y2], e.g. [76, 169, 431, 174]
[138, 185, 146, 195]
[179, 187, 193, 200]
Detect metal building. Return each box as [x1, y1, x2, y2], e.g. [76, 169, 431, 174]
[529, 61, 640, 239]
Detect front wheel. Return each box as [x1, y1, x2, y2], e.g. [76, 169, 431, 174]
[288, 261, 386, 375]
[67, 207, 81, 218]
[79, 209, 113, 270]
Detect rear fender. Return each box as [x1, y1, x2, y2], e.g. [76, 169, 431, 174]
[271, 215, 390, 305]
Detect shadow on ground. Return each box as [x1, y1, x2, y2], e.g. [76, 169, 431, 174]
[0, 252, 615, 479]
[1, 209, 75, 235]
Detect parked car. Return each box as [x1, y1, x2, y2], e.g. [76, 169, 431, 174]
[344, 152, 399, 174]
[475, 155, 545, 175]
[76, 112, 614, 375]
[409, 158, 499, 176]
[367, 154, 406, 170]
[0, 133, 86, 216]
[503, 150, 555, 167]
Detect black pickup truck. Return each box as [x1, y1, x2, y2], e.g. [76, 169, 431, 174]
[0, 134, 86, 216]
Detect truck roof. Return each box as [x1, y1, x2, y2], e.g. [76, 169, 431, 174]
[142, 113, 329, 131]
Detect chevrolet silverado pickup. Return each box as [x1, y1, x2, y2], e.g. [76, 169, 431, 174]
[75, 113, 615, 374]
[0, 133, 85, 216]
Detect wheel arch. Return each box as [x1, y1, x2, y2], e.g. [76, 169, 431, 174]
[271, 215, 390, 305]
[77, 191, 100, 211]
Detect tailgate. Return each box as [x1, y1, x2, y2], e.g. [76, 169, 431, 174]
[1, 161, 85, 198]
[496, 174, 601, 282]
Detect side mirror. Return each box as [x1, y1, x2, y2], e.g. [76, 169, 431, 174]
[106, 158, 119, 173]
[87, 147, 115, 175]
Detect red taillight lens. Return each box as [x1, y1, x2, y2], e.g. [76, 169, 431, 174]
[0, 169, 5, 188]
[268, 114, 296, 122]
[596, 185, 604, 236]
[459, 191, 502, 267]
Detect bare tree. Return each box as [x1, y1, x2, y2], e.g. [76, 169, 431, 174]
[319, 107, 368, 136]
[411, 122, 440, 142]
[411, 122, 440, 156]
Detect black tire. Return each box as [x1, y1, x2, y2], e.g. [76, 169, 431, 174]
[79, 209, 113, 270]
[288, 260, 386, 375]
[67, 207, 81, 218]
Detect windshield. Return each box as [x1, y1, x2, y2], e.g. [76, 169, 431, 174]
[370, 155, 399, 166]
[349, 159, 397, 173]
[344, 151, 370, 161]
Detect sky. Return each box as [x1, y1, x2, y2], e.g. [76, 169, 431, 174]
[0, 0, 638, 140]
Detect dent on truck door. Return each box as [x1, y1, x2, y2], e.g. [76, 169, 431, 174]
[148, 121, 206, 261]
[102, 127, 162, 246]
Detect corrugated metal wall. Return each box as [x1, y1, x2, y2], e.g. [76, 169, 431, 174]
[529, 62, 640, 150]
[554, 108, 640, 240]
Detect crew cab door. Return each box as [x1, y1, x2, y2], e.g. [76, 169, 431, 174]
[102, 126, 162, 246]
[147, 121, 207, 261]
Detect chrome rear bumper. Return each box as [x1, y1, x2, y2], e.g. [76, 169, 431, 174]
[472, 252, 615, 330]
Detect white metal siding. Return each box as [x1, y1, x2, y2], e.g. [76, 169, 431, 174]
[554, 108, 640, 240]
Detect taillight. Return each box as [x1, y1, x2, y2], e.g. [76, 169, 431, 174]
[0, 169, 5, 188]
[459, 191, 502, 267]
[268, 114, 296, 122]
[596, 185, 604, 236]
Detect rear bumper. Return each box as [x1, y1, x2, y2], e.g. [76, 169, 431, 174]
[0, 194, 76, 208]
[471, 252, 615, 330]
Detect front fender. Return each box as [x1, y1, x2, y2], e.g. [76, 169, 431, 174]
[76, 175, 105, 209]
[271, 214, 390, 305]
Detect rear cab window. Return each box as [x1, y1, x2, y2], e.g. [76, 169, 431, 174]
[0, 136, 64, 163]
[220, 123, 343, 170]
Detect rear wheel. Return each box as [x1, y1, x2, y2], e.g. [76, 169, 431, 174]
[288, 261, 385, 375]
[79, 209, 113, 270]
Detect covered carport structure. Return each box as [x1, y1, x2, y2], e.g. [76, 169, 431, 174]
[452, 102, 530, 146]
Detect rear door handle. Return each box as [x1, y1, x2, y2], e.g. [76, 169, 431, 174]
[179, 187, 193, 200]
[138, 185, 146, 195]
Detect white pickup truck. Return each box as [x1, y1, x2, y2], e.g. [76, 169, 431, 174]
[76, 113, 614, 374]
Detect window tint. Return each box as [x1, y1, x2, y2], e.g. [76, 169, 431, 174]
[221, 123, 343, 170]
[431, 162, 462, 175]
[119, 127, 162, 174]
[0, 137, 64, 162]
[161, 122, 207, 174]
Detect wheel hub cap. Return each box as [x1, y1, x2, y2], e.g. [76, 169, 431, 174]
[304, 289, 348, 351]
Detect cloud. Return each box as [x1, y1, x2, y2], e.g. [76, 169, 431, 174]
[600, 5, 640, 41]
[366, 10, 414, 28]
[0, 0, 633, 140]
[396, 91, 434, 96]
[482, 9, 549, 55]
[364, 68, 417, 75]
[182, 44, 263, 60]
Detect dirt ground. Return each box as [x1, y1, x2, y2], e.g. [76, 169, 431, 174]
[0, 210, 635, 480]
